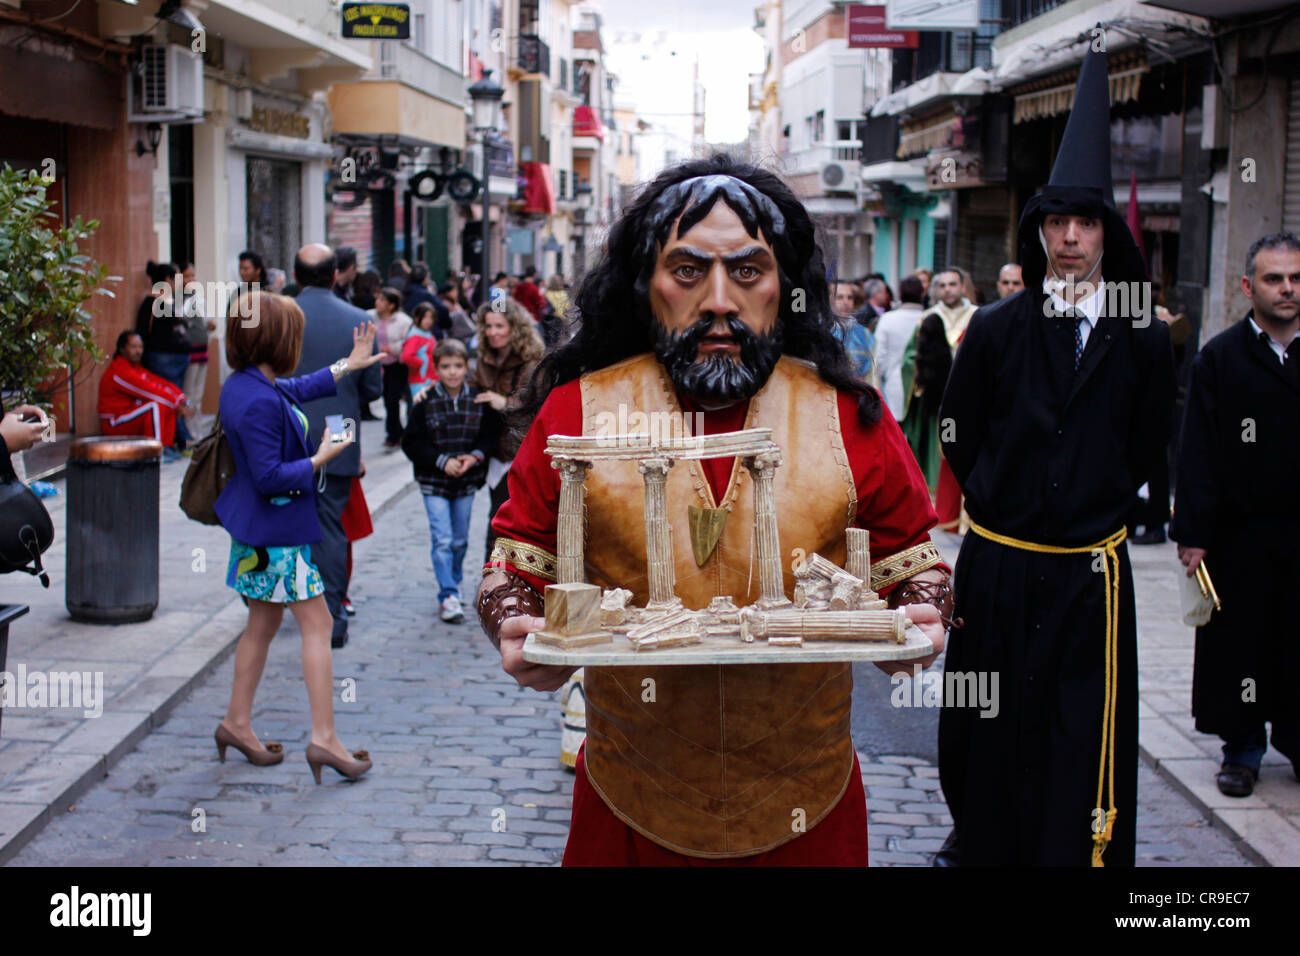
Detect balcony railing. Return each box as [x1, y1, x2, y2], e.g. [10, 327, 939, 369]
[519, 34, 551, 78]
[374, 41, 463, 106]
[861, 115, 899, 166]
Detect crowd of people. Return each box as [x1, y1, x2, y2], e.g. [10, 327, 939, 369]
[61, 48, 1293, 867]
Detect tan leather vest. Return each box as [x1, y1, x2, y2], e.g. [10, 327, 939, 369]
[579, 353, 859, 858]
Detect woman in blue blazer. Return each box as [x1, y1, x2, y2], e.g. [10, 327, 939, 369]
[214, 291, 383, 783]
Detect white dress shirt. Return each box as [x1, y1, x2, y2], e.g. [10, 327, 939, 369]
[1248, 315, 1300, 364]
[1046, 278, 1105, 350]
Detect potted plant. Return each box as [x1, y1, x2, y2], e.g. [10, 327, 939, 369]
[0, 164, 117, 425]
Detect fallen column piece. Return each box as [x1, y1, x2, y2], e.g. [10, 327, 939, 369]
[626, 608, 701, 651]
[738, 606, 909, 646]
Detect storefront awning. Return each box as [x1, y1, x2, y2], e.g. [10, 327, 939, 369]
[898, 113, 958, 159]
[574, 105, 604, 140]
[521, 162, 556, 215]
[1012, 64, 1146, 124]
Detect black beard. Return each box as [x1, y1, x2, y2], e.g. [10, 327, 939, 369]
[653, 314, 784, 403]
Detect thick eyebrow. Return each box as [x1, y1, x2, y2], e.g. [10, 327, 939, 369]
[663, 244, 774, 266]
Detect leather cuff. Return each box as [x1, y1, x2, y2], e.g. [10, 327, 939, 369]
[887, 570, 961, 630]
[476, 568, 544, 648]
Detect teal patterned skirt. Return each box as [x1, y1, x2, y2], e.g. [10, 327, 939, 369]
[225, 537, 325, 603]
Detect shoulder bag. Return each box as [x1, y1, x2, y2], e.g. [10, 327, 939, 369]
[179, 415, 236, 525]
[0, 446, 54, 587]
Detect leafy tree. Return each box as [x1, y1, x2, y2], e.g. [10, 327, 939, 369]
[0, 165, 117, 410]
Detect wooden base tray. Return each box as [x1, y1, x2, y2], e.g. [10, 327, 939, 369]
[522, 622, 934, 667]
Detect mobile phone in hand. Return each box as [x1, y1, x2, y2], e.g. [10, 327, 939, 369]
[325, 414, 348, 443]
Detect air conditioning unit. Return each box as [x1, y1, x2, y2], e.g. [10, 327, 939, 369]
[128, 44, 205, 123]
[821, 163, 846, 189]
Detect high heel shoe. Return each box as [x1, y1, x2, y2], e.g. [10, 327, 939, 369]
[305, 743, 372, 784]
[214, 724, 284, 766]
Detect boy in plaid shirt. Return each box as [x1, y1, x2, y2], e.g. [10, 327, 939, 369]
[402, 339, 500, 622]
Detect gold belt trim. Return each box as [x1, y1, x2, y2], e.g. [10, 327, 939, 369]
[968, 520, 1127, 868]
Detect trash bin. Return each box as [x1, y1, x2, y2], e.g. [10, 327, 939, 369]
[66, 437, 162, 623]
[0, 603, 28, 740]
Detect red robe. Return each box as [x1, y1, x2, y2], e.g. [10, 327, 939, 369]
[490, 379, 941, 865]
[97, 355, 186, 446]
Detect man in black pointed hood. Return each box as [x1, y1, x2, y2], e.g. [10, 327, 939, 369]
[936, 42, 1175, 866]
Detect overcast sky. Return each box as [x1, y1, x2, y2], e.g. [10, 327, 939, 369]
[594, 0, 765, 150]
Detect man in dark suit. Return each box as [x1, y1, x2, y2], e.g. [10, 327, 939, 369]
[1171, 232, 1300, 798]
[292, 243, 383, 647]
[332, 245, 358, 303]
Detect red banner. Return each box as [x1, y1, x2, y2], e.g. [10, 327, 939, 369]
[847, 4, 918, 49]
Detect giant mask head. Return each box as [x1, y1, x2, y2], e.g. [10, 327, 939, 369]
[644, 175, 788, 403]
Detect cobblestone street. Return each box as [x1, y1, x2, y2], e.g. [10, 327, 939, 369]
[7, 482, 1254, 866]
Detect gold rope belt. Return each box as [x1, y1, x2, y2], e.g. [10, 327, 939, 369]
[968, 520, 1127, 868]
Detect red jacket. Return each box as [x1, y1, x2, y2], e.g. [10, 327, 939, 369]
[512, 280, 545, 322]
[98, 355, 185, 424]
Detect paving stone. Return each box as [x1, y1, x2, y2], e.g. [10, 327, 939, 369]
[530, 836, 569, 850]
[487, 847, 557, 864]
[458, 831, 528, 847]
[894, 837, 947, 853]
[860, 775, 913, 788]
[869, 812, 934, 827]
[868, 850, 929, 865]
[857, 762, 910, 777]
[861, 787, 916, 801]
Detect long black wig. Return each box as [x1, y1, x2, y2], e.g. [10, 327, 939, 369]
[516, 153, 883, 429]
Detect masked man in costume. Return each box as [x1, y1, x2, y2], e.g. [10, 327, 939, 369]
[1171, 232, 1300, 798]
[476, 155, 951, 865]
[899, 269, 974, 531]
[937, 46, 1175, 866]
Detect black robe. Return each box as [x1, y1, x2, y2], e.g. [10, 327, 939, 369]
[1169, 314, 1300, 746]
[937, 287, 1174, 866]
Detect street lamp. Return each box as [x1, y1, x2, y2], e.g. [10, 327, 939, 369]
[573, 180, 593, 283]
[469, 70, 505, 308]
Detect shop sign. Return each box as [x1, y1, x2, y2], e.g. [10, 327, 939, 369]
[248, 105, 310, 140]
[341, 3, 411, 39]
[847, 6, 918, 49]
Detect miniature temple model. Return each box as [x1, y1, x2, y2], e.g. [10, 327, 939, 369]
[535, 428, 913, 652]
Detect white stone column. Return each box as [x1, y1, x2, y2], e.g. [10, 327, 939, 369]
[745, 450, 790, 608]
[845, 527, 871, 586]
[554, 458, 591, 584]
[639, 457, 677, 607]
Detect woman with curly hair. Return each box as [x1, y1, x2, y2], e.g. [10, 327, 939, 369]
[471, 298, 544, 563]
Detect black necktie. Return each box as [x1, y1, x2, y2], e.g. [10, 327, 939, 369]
[1060, 307, 1085, 370]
